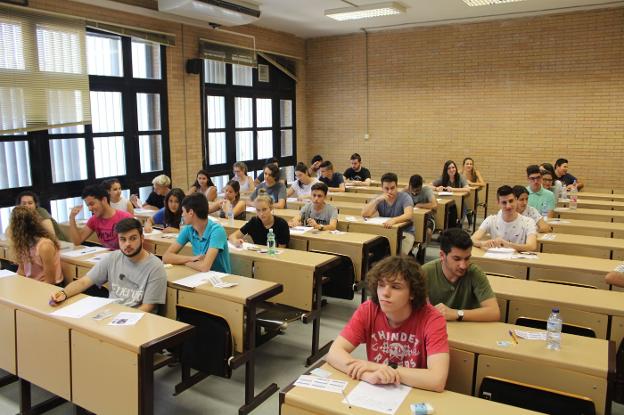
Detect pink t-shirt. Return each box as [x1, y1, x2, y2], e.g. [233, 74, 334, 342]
[340, 300, 448, 369]
[86, 209, 133, 249]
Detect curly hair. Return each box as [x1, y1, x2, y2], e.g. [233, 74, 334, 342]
[9, 206, 59, 263]
[367, 256, 427, 311]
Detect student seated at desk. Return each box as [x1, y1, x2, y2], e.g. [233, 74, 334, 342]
[343, 153, 371, 186]
[461, 157, 485, 187]
[526, 165, 556, 218]
[102, 178, 134, 214]
[362, 172, 414, 255]
[50, 218, 166, 312]
[230, 195, 290, 248]
[287, 162, 318, 199]
[308, 154, 323, 178]
[288, 182, 338, 231]
[131, 174, 171, 211]
[318, 160, 346, 192]
[209, 180, 246, 220]
[471, 185, 538, 252]
[15, 190, 67, 241]
[605, 264, 624, 288]
[162, 193, 231, 273]
[144, 188, 185, 233]
[9, 206, 63, 285]
[555, 157, 584, 191]
[512, 185, 552, 233]
[232, 161, 255, 194]
[431, 160, 469, 192]
[539, 163, 564, 200]
[187, 169, 217, 202]
[327, 256, 449, 392]
[404, 174, 437, 243]
[249, 163, 287, 209]
[68, 185, 133, 250]
[254, 157, 287, 186]
[422, 228, 500, 322]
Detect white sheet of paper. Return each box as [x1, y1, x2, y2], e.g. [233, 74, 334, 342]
[143, 229, 162, 236]
[159, 233, 179, 239]
[246, 206, 257, 212]
[287, 197, 298, 202]
[134, 208, 155, 216]
[86, 252, 112, 264]
[290, 226, 314, 235]
[61, 246, 109, 258]
[108, 312, 144, 326]
[345, 216, 357, 222]
[546, 219, 570, 224]
[483, 247, 516, 259]
[0, 269, 17, 279]
[174, 271, 230, 288]
[363, 216, 391, 225]
[294, 375, 347, 394]
[345, 381, 411, 415]
[540, 233, 557, 241]
[514, 329, 547, 340]
[50, 297, 116, 319]
[437, 191, 453, 196]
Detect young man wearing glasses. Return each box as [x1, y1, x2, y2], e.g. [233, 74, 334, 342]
[526, 165, 556, 219]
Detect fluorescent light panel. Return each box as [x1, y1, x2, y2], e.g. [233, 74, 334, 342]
[463, 0, 526, 6]
[325, 2, 406, 21]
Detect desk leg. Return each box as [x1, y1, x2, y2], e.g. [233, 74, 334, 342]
[18, 379, 65, 415]
[304, 270, 333, 366]
[138, 350, 154, 415]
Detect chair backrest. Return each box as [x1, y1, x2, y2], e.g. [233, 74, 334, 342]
[515, 316, 596, 338]
[309, 250, 355, 300]
[537, 279, 597, 290]
[480, 376, 596, 415]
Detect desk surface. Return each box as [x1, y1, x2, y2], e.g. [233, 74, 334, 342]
[578, 192, 624, 202]
[538, 232, 624, 250]
[548, 218, 624, 233]
[556, 207, 624, 218]
[559, 199, 624, 209]
[0, 275, 189, 354]
[281, 363, 541, 415]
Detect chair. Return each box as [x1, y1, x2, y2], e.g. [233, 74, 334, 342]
[479, 376, 596, 415]
[514, 316, 596, 338]
[309, 250, 355, 300]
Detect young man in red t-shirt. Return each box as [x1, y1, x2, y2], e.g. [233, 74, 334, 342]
[327, 256, 449, 392]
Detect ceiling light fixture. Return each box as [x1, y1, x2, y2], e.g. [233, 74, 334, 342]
[325, 2, 406, 21]
[462, 0, 526, 6]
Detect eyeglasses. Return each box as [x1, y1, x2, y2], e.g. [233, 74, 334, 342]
[542, 178, 553, 182]
[528, 176, 542, 181]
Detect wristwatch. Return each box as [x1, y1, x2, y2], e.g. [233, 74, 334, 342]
[319, 225, 324, 231]
[457, 310, 464, 321]
[388, 362, 398, 369]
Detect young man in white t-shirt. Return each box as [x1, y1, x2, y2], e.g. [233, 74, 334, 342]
[471, 185, 537, 252]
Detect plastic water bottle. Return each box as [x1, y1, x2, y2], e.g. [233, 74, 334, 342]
[540, 202, 549, 220]
[569, 181, 578, 210]
[267, 228, 276, 255]
[561, 185, 568, 201]
[223, 200, 234, 225]
[546, 307, 562, 350]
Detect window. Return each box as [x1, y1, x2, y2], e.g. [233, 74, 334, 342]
[202, 55, 296, 186]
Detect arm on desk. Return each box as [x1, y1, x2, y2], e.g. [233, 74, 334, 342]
[605, 271, 624, 287]
[434, 297, 500, 322]
[383, 206, 413, 229]
[184, 247, 219, 272]
[416, 193, 438, 210]
[228, 230, 245, 247]
[504, 234, 537, 252]
[535, 218, 552, 233]
[274, 198, 286, 209]
[162, 241, 198, 265]
[328, 183, 346, 193]
[137, 303, 157, 313]
[50, 276, 95, 304]
[362, 195, 384, 218]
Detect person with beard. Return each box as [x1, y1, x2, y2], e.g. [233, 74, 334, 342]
[50, 218, 166, 313]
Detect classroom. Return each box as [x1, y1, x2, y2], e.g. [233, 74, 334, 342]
[1, 0, 623, 414]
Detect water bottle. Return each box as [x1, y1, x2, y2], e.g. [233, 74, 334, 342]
[223, 200, 234, 225]
[561, 184, 568, 201]
[546, 307, 562, 350]
[267, 228, 277, 255]
[569, 181, 578, 210]
[540, 201, 549, 220]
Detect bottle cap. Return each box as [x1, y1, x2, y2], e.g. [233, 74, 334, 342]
[552, 307, 560, 313]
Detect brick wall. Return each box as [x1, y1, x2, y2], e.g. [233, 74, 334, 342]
[306, 8, 624, 202]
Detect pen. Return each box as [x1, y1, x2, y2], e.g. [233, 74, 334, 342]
[80, 248, 96, 254]
[341, 388, 352, 409]
[509, 329, 519, 344]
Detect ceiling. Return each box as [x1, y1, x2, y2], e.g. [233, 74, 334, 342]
[251, 0, 624, 38]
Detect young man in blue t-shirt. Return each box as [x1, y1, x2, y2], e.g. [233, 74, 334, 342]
[162, 193, 231, 273]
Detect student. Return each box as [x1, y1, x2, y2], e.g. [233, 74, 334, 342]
[343, 153, 371, 186]
[539, 163, 564, 200]
[512, 185, 552, 233]
[249, 163, 287, 209]
[232, 161, 255, 194]
[188, 169, 217, 202]
[404, 174, 437, 244]
[308, 154, 323, 177]
[318, 160, 345, 192]
[362, 172, 414, 255]
[471, 185, 538, 252]
[432, 160, 469, 191]
[50, 218, 166, 312]
[9, 206, 63, 285]
[461, 157, 485, 186]
[605, 264, 624, 287]
[526, 165, 556, 218]
[102, 178, 134, 214]
[144, 188, 185, 233]
[131, 174, 171, 211]
[289, 182, 338, 231]
[287, 162, 318, 199]
[162, 193, 231, 273]
[422, 228, 500, 322]
[208, 180, 246, 220]
[254, 157, 286, 185]
[326, 256, 449, 391]
[15, 191, 67, 241]
[555, 158, 584, 190]
[229, 195, 290, 248]
[68, 184, 133, 249]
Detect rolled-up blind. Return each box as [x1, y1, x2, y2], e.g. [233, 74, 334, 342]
[199, 39, 256, 67]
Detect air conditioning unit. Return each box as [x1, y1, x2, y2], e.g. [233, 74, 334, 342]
[158, 0, 261, 26]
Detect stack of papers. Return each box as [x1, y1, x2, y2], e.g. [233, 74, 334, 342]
[174, 271, 238, 289]
[0, 269, 17, 279]
[50, 297, 116, 318]
[483, 247, 515, 259]
[294, 375, 347, 394]
[514, 329, 547, 340]
[540, 234, 557, 241]
[290, 226, 314, 235]
[363, 217, 391, 225]
[345, 381, 411, 415]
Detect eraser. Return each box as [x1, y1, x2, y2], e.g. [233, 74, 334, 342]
[410, 402, 434, 415]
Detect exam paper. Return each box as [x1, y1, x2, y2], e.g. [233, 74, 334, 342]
[86, 252, 112, 264]
[109, 312, 144, 326]
[0, 269, 17, 279]
[61, 246, 109, 258]
[174, 271, 237, 289]
[50, 297, 116, 319]
[290, 226, 314, 235]
[437, 191, 453, 196]
[345, 381, 411, 415]
[133, 208, 155, 216]
[540, 233, 557, 241]
[294, 375, 347, 394]
[483, 247, 515, 259]
[514, 329, 547, 340]
[143, 229, 162, 236]
[364, 217, 392, 225]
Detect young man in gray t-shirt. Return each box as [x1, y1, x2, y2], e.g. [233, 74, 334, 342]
[50, 218, 167, 313]
[289, 182, 338, 231]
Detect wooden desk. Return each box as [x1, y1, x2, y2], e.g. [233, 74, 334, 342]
[559, 199, 624, 211]
[0, 275, 193, 415]
[288, 199, 365, 216]
[538, 232, 624, 260]
[470, 247, 621, 290]
[281, 362, 542, 415]
[548, 218, 624, 238]
[133, 208, 156, 224]
[447, 321, 614, 415]
[556, 207, 624, 223]
[327, 192, 376, 204]
[433, 198, 455, 231]
[578, 192, 624, 202]
[488, 275, 624, 345]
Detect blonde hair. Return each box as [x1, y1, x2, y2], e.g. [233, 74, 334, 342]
[254, 194, 273, 208]
[152, 174, 171, 187]
[9, 206, 59, 264]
